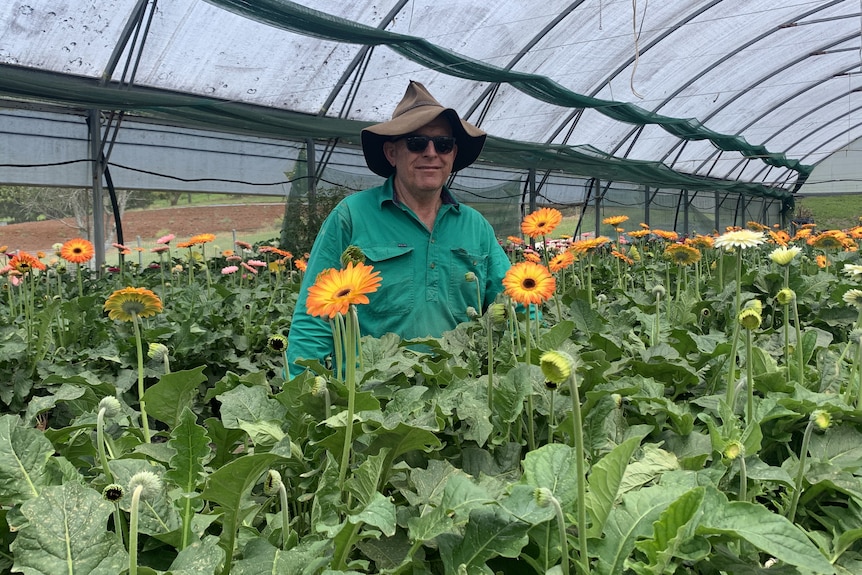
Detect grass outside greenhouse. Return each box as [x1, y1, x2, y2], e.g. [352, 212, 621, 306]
[3, 210, 862, 574]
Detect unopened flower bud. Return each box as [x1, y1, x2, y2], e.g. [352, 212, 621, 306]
[540, 350, 575, 384]
[267, 334, 288, 353]
[311, 376, 328, 397]
[534, 487, 554, 508]
[147, 342, 169, 361]
[264, 469, 283, 495]
[723, 440, 744, 461]
[488, 303, 508, 326]
[340, 245, 366, 267]
[652, 284, 666, 300]
[102, 483, 125, 502]
[464, 272, 477, 283]
[466, 306, 479, 319]
[738, 308, 762, 331]
[776, 288, 795, 306]
[98, 396, 122, 419]
[128, 471, 162, 501]
[812, 409, 831, 431]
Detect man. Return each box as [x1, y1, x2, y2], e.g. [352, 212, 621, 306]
[286, 81, 511, 377]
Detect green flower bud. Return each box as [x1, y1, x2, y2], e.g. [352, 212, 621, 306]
[812, 409, 831, 431]
[267, 334, 288, 353]
[488, 303, 508, 326]
[466, 306, 479, 319]
[534, 487, 554, 508]
[776, 288, 795, 306]
[738, 308, 762, 330]
[340, 245, 366, 267]
[464, 272, 477, 283]
[744, 299, 763, 314]
[102, 483, 125, 502]
[723, 440, 744, 461]
[98, 396, 122, 419]
[264, 469, 283, 496]
[147, 342, 169, 361]
[540, 350, 575, 384]
[652, 284, 666, 301]
[128, 471, 162, 501]
[311, 376, 328, 397]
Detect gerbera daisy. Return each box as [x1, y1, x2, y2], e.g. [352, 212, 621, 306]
[548, 251, 575, 272]
[651, 229, 679, 242]
[156, 234, 175, 245]
[241, 262, 259, 274]
[103, 287, 163, 322]
[792, 228, 813, 241]
[808, 230, 853, 251]
[843, 289, 862, 308]
[768, 230, 790, 246]
[816, 254, 829, 268]
[664, 244, 701, 265]
[507, 236, 524, 245]
[306, 261, 383, 319]
[502, 261, 556, 305]
[843, 264, 862, 279]
[627, 229, 651, 239]
[569, 236, 611, 255]
[713, 229, 766, 250]
[235, 240, 253, 250]
[267, 334, 288, 353]
[524, 251, 542, 264]
[221, 265, 239, 275]
[602, 215, 629, 227]
[611, 250, 634, 265]
[746, 221, 769, 232]
[151, 246, 169, 254]
[9, 251, 47, 274]
[520, 207, 563, 239]
[295, 259, 307, 272]
[769, 246, 801, 266]
[686, 234, 715, 249]
[189, 233, 216, 246]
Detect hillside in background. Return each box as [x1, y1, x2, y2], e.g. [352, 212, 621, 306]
[796, 195, 862, 230]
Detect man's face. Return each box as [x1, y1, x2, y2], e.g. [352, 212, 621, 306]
[383, 116, 457, 198]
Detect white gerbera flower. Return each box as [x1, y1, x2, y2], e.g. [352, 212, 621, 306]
[714, 229, 766, 251]
[843, 288, 862, 309]
[769, 246, 801, 266]
[843, 264, 862, 279]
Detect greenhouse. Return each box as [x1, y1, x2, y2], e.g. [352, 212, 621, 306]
[4, 2, 862, 575]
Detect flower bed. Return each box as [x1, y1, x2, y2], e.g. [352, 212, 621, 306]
[0, 215, 859, 574]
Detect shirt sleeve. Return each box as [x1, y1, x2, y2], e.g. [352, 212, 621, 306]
[286, 203, 352, 378]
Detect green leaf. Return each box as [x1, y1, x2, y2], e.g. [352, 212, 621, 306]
[166, 535, 225, 574]
[232, 538, 331, 575]
[346, 450, 387, 508]
[437, 506, 529, 574]
[0, 414, 54, 503]
[407, 472, 495, 542]
[586, 434, 645, 538]
[200, 452, 284, 575]
[10, 482, 127, 575]
[217, 383, 287, 429]
[520, 443, 580, 508]
[634, 487, 707, 573]
[143, 366, 207, 428]
[166, 407, 212, 494]
[348, 491, 396, 537]
[699, 496, 835, 574]
[493, 365, 531, 424]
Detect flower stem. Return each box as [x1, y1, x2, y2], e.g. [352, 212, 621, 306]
[132, 315, 150, 443]
[568, 370, 589, 575]
[129, 485, 143, 575]
[786, 418, 814, 523]
[745, 328, 754, 425]
[525, 312, 536, 452]
[278, 481, 291, 550]
[337, 311, 356, 492]
[792, 300, 804, 386]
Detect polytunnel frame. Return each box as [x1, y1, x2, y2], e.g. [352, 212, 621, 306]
[0, 0, 803, 267]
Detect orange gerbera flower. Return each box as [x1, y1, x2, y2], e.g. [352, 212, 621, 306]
[816, 254, 829, 268]
[627, 229, 651, 239]
[569, 236, 611, 255]
[524, 251, 542, 264]
[295, 259, 307, 272]
[651, 229, 679, 241]
[521, 207, 563, 238]
[502, 261, 556, 305]
[768, 230, 790, 246]
[9, 251, 47, 274]
[686, 234, 714, 249]
[548, 251, 576, 272]
[611, 250, 634, 265]
[305, 262, 382, 319]
[507, 235, 524, 245]
[103, 287, 163, 322]
[60, 238, 95, 264]
[602, 215, 629, 227]
[808, 230, 853, 251]
[189, 233, 216, 246]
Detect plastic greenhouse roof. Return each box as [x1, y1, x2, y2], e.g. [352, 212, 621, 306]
[2, 0, 861, 202]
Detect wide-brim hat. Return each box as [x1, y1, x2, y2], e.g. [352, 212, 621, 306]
[361, 81, 487, 177]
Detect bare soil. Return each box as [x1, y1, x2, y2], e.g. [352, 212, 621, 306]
[0, 203, 285, 252]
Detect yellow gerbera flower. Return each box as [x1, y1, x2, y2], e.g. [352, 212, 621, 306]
[664, 244, 701, 265]
[104, 287, 163, 322]
[189, 233, 216, 246]
[305, 262, 382, 319]
[60, 238, 95, 264]
[520, 207, 563, 239]
[686, 234, 714, 249]
[548, 251, 575, 272]
[769, 246, 801, 266]
[627, 229, 651, 239]
[502, 261, 556, 305]
[602, 215, 629, 227]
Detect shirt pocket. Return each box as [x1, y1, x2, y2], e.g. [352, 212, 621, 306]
[449, 247, 489, 312]
[362, 245, 415, 316]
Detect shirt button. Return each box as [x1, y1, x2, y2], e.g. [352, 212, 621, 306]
[430, 262, 436, 269]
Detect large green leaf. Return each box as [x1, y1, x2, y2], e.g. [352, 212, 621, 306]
[0, 414, 54, 503]
[437, 506, 529, 574]
[144, 366, 207, 428]
[166, 407, 212, 550]
[699, 497, 835, 573]
[10, 482, 127, 575]
[166, 535, 225, 574]
[408, 472, 495, 542]
[632, 487, 709, 574]
[200, 452, 284, 575]
[231, 538, 331, 574]
[586, 434, 645, 538]
[520, 443, 580, 508]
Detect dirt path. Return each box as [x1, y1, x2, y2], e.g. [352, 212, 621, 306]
[0, 203, 286, 252]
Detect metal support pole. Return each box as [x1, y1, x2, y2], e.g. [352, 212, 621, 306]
[88, 109, 105, 269]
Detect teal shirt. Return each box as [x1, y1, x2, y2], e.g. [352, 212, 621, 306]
[287, 177, 511, 377]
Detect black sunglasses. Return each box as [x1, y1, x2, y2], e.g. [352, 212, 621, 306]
[395, 135, 456, 154]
